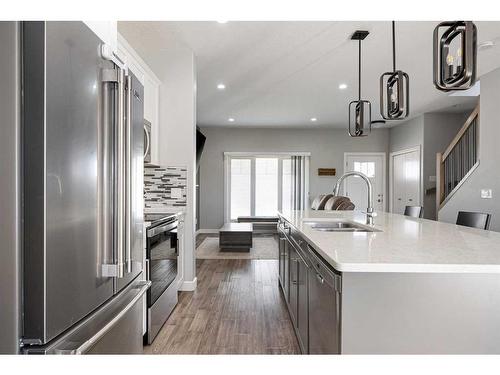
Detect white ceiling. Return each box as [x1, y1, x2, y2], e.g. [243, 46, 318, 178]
[118, 21, 500, 128]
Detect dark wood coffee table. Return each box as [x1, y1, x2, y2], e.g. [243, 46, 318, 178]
[219, 223, 253, 252]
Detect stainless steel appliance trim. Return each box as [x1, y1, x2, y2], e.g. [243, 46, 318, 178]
[73, 281, 150, 354]
[147, 220, 178, 238]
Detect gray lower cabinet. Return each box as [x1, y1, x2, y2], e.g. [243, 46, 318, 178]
[278, 218, 341, 354]
[296, 248, 309, 353]
[289, 246, 299, 326]
[308, 247, 341, 354]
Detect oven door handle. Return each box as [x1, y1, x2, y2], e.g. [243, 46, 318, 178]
[147, 221, 178, 238]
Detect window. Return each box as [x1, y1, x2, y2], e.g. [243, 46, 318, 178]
[225, 153, 307, 222]
[353, 161, 375, 178]
[255, 158, 279, 216]
[230, 159, 251, 220]
[282, 159, 292, 212]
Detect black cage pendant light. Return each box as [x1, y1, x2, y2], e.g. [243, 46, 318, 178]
[433, 21, 477, 91]
[380, 21, 410, 120]
[348, 30, 371, 137]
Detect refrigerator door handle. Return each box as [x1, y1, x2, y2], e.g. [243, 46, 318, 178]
[125, 74, 133, 274]
[115, 67, 126, 278]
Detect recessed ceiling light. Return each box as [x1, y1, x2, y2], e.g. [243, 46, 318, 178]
[338, 83, 348, 90]
[228, 118, 235, 122]
[310, 117, 317, 122]
[217, 20, 228, 24]
[217, 83, 226, 90]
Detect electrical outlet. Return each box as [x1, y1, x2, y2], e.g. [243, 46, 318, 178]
[481, 189, 492, 199]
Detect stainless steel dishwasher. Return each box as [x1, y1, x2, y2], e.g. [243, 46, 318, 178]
[307, 246, 342, 354]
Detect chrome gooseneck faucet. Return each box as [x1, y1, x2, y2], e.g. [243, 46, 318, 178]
[333, 171, 377, 225]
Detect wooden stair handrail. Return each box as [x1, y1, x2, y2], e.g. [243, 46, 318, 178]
[442, 104, 480, 160]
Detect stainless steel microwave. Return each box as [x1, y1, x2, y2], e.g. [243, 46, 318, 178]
[144, 119, 151, 163]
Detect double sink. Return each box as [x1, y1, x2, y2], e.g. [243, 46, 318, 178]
[304, 219, 380, 233]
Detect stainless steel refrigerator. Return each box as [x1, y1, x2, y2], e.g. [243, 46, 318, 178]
[1, 21, 149, 354]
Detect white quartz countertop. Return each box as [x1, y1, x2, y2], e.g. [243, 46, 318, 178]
[278, 209, 500, 273]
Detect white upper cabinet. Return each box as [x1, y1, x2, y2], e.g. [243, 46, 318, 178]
[83, 21, 117, 52]
[117, 34, 161, 165]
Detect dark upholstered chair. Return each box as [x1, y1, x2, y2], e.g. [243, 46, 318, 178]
[404, 205, 424, 218]
[456, 211, 491, 230]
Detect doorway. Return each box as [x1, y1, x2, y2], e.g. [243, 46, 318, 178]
[389, 146, 421, 215]
[343, 153, 386, 212]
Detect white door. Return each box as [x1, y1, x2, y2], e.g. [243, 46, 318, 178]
[391, 148, 421, 215]
[344, 154, 386, 212]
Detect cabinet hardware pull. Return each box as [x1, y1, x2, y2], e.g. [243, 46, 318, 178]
[316, 273, 324, 284]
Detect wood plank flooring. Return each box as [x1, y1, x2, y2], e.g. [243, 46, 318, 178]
[143, 258, 300, 354]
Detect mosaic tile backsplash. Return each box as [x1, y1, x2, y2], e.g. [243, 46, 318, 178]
[144, 165, 187, 210]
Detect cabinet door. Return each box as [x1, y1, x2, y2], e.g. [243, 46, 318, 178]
[404, 150, 420, 206]
[284, 239, 290, 302]
[289, 246, 298, 326]
[308, 270, 341, 354]
[392, 153, 407, 214]
[297, 255, 309, 353]
[278, 234, 285, 287]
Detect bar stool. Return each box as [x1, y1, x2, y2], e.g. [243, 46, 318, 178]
[456, 211, 491, 230]
[404, 205, 424, 218]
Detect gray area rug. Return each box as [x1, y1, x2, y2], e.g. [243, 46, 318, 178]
[196, 235, 279, 260]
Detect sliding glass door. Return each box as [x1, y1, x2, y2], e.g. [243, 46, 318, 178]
[255, 158, 279, 216]
[225, 154, 299, 222]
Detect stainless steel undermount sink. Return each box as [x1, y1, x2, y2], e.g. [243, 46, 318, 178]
[305, 221, 379, 232]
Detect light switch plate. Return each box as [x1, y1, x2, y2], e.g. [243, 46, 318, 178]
[429, 175, 436, 182]
[481, 189, 492, 199]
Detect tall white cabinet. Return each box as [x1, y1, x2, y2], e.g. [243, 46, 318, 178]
[116, 34, 161, 165]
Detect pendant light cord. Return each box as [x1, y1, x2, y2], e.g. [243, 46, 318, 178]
[358, 39, 362, 100]
[392, 21, 396, 72]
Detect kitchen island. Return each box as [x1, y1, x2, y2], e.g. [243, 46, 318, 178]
[277, 209, 500, 354]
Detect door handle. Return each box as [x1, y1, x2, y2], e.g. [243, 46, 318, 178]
[143, 125, 150, 159]
[316, 273, 324, 284]
[125, 74, 132, 274]
[116, 67, 126, 278]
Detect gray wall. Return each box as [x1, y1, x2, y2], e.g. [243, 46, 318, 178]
[389, 116, 424, 154]
[198, 127, 389, 229]
[422, 112, 469, 220]
[439, 68, 500, 231]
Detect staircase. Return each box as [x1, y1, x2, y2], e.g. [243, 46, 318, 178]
[436, 105, 480, 212]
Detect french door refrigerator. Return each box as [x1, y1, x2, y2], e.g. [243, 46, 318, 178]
[19, 21, 149, 354]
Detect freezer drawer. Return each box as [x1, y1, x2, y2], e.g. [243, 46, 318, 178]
[23, 280, 150, 354]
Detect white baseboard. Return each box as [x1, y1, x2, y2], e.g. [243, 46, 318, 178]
[180, 277, 197, 291]
[196, 229, 219, 235]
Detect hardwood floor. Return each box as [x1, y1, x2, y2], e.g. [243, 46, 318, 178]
[144, 259, 300, 354]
